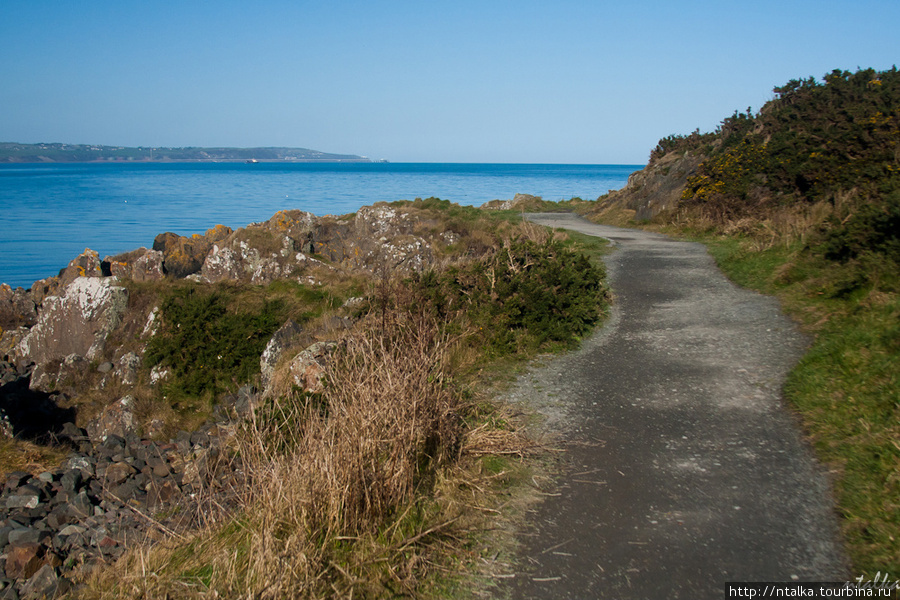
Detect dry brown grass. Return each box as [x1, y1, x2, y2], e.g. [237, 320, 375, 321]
[0, 438, 68, 476]
[78, 291, 473, 599]
[664, 197, 849, 252]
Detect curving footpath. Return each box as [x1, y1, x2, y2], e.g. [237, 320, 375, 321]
[501, 215, 848, 599]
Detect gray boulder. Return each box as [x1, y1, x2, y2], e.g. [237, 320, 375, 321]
[14, 278, 128, 390]
[259, 320, 305, 396]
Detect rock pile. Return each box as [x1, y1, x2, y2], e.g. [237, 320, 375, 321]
[0, 422, 241, 599]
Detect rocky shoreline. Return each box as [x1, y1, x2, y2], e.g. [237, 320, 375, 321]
[0, 202, 470, 597]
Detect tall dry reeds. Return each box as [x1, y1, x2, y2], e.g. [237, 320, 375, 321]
[86, 292, 465, 599]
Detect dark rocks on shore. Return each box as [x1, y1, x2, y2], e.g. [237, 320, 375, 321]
[0, 420, 243, 598]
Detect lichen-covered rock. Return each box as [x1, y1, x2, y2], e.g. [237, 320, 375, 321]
[310, 205, 435, 273]
[200, 229, 314, 285]
[30, 277, 59, 307]
[114, 352, 141, 386]
[204, 224, 234, 244]
[29, 353, 91, 392]
[152, 232, 211, 278]
[0, 284, 38, 331]
[0, 327, 29, 363]
[86, 395, 136, 442]
[479, 192, 543, 211]
[261, 209, 316, 252]
[200, 245, 243, 282]
[287, 341, 338, 394]
[14, 278, 128, 384]
[103, 248, 165, 282]
[57, 248, 103, 290]
[260, 320, 305, 397]
[131, 248, 165, 282]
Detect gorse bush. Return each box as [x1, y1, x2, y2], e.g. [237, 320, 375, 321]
[820, 179, 900, 266]
[415, 236, 608, 353]
[145, 286, 282, 399]
[654, 67, 900, 294]
[680, 68, 900, 213]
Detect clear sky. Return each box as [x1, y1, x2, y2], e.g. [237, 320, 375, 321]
[1, 0, 898, 164]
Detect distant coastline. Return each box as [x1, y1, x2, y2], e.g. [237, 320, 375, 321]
[0, 142, 371, 163]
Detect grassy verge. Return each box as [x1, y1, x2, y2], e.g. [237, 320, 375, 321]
[73, 208, 611, 598]
[637, 222, 900, 576]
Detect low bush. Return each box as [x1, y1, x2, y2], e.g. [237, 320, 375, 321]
[415, 236, 608, 354]
[144, 287, 283, 401]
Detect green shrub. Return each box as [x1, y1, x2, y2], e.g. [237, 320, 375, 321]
[415, 237, 608, 354]
[821, 185, 900, 266]
[145, 286, 283, 399]
[679, 67, 900, 217]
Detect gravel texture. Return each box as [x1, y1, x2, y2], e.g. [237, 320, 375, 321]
[500, 215, 848, 599]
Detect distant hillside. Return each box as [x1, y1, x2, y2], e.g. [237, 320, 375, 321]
[0, 142, 370, 163]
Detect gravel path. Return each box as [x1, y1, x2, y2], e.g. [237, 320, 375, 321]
[498, 214, 848, 599]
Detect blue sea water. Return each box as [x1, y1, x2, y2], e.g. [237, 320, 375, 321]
[0, 162, 639, 288]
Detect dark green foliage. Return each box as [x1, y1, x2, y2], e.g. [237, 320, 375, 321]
[821, 181, 900, 265]
[679, 67, 900, 212]
[650, 128, 718, 161]
[145, 287, 283, 399]
[415, 238, 607, 353]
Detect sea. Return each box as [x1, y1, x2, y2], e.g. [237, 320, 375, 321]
[0, 162, 639, 289]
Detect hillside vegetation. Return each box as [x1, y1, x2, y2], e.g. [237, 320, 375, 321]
[587, 67, 900, 575]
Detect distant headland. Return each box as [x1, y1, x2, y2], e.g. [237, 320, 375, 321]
[0, 142, 372, 163]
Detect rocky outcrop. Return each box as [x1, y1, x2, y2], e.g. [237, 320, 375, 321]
[480, 193, 544, 211]
[312, 205, 437, 272]
[85, 395, 136, 441]
[57, 249, 103, 291]
[103, 248, 165, 282]
[152, 232, 211, 279]
[259, 320, 306, 397]
[0, 201, 469, 594]
[590, 151, 704, 220]
[287, 341, 338, 394]
[13, 278, 128, 391]
[0, 285, 37, 332]
[199, 229, 314, 285]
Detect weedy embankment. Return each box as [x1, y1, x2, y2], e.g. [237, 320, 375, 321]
[76, 209, 610, 599]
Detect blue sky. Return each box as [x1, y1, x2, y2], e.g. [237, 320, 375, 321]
[1, 1, 898, 164]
